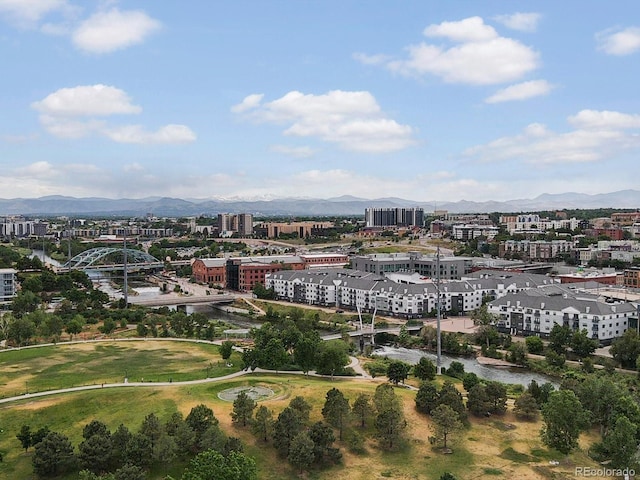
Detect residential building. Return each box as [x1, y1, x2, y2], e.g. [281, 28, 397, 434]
[266, 268, 558, 318]
[218, 213, 253, 237]
[622, 268, 640, 289]
[364, 207, 424, 228]
[488, 286, 636, 344]
[451, 224, 499, 241]
[351, 252, 473, 280]
[0, 268, 17, 306]
[256, 221, 333, 239]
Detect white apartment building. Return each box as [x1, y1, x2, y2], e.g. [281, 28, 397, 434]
[266, 269, 558, 319]
[488, 287, 636, 344]
[0, 268, 17, 305]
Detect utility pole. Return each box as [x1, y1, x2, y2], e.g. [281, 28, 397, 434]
[123, 228, 128, 308]
[436, 243, 442, 375]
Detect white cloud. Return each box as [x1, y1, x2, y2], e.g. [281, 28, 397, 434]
[360, 16, 539, 85]
[465, 109, 640, 165]
[32, 85, 195, 144]
[72, 7, 161, 54]
[493, 13, 541, 32]
[233, 90, 415, 153]
[270, 145, 316, 158]
[352, 52, 393, 66]
[104, 124, 196, 144]
[568, 109, 640, 130]
[0, 0, 69, 27]
[230, 94, 264, 113]
[32, 84, 142, 116]
[485, 79, 554, 103]
[423, 16, 498, 42]
[597, 26, 640, 56]
[123, 162, 145, 172]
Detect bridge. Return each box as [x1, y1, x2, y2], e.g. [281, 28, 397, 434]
[127, 294, 236, 307]
[57, 247, 164, 273]
[321, 325, 423, 341]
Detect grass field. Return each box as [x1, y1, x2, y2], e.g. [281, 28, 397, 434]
[0, 341, 242, 398]
[0, 367, 604, 480]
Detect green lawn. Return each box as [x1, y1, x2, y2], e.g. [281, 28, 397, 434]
[0, 341, 242, 398]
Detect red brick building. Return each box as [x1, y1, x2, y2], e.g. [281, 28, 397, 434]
[192, 258, 227, 286]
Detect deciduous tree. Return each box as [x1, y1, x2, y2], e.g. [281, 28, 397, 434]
[541, 390, 589, 454]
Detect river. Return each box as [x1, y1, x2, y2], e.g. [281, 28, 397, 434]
[373, 346, 558, 387]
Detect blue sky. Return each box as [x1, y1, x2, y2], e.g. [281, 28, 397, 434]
[1, 1, 640, 203]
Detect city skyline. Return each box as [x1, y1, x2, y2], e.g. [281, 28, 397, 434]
[1, 1, 640, 202]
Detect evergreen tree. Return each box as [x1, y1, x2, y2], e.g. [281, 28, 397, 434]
[431, 404, 463, 450]
[252, 405, 274, 443]
[322, 388, 350, 440]
[273, 407, 303, 457]
[351, 393, 373, 428]
[231, 391, 257, 427]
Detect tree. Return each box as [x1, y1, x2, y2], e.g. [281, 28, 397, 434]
[514, 392, 539, 421]
[289, 396, 312, 423]
[374, 383, 401, 413]
[485, 382, 508, 415]
[273, 407, 303, 457]
[462, 372, 480, 392]
[31, 426, 51, 446]
[181, 449, 258, 480]
[252, 405, 274, 442]
[548, 324, 572, 355]
[545, 349, 566, 368]
[610, 329, 640, 369]
[525, 336, 544, 355]
[507, 342, 527, 365]
[16, 425, 32, 452]
[32, 431, 77, 477]
[6, 317, 35, 346]
[78, 433, 112, 474]
[467, 384, 491, 417]
[262, 337, 289, 372]
[114, 464, 146, 480]
[219, 341, 234, 362]
[601, 415, 637, 468]
[82, 421, 110, 441]
[570, 329, 598, 358]
[124, 433, 153, 468]
[11, 290, 40, 317]
[431, 404, 463, 450]
[308, 421, 341, 465]
[139, 412, 163, 450]
[322, 388, 350, 440]
[415, 382, 438, 415]
[374, 404, 406, 449]
[65, 317, 83, 340]
[386, 360, 411, 385]
[293, 332, 320, 375]
[436, 381, 466, 421]
[413, 357, 436, 381]
[541, 390, 589, 454]
[110, 424, 132, 468]
[351, 393, 373, 428]
[287, 431, 315, 473]
[231, 391, 257, 427]
[315, 340, 349, 379]
[186, 404, 218, 443]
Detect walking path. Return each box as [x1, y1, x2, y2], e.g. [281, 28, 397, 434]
[0, 336, 374, 405]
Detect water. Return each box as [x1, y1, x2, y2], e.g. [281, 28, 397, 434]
[189, 304, 262, 329]
[373, 346, 558, 387]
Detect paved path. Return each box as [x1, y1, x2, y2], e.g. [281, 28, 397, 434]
[0, 339, 376, 405]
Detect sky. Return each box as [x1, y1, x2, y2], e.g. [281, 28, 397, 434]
[1, 1, 640, 203]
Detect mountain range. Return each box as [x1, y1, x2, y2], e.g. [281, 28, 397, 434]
[0, 190, 639, 217]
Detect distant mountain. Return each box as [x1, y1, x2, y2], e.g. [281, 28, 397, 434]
[0, 190, 639, 217]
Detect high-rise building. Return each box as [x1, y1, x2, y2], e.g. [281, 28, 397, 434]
[217, 213, 253, 236]
[364, 207, 424, 228]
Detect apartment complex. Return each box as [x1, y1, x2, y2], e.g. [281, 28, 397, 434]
[488, 286, 636, 344]
[350, 253, 473, 280]
[364, 207, 424, 229]
[255, 221, 333, 239]
[0, 217, 47, 238]
[266, 268, 558, 319]
[191, 253, 348, 291]
[0, 268, 17, 306]
[218, 213, 253, 237]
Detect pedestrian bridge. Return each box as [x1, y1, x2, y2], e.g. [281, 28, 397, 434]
[58, 247, 164, 273]
[321, 324, 423, 341]
[128, 294, 236, 307]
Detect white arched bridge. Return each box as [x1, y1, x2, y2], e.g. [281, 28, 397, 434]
[57, 247, 164, 273]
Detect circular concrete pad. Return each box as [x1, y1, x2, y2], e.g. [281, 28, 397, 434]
[218, 385, 275, 402]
